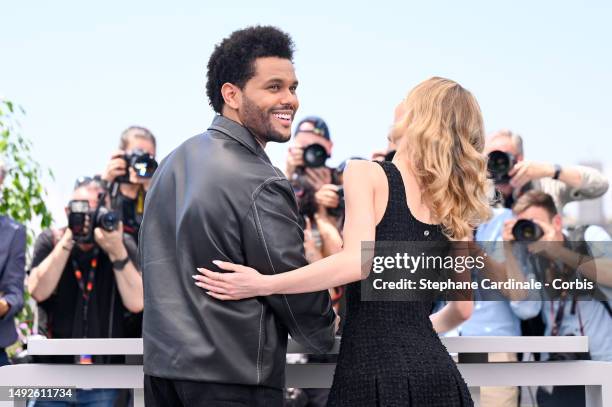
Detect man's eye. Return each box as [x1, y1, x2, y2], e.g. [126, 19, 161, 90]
[269, 85, 280, 91]
[289, 86, 297, 93]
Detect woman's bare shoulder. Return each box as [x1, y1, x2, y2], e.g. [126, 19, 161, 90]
[343, 160, 385, 185]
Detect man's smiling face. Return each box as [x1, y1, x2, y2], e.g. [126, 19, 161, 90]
[237, 57, 299, 145]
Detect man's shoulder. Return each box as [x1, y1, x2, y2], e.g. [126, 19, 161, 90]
[0, 215, 24, 232]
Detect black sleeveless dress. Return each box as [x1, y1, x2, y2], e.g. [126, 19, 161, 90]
[326, 161, 473, 407]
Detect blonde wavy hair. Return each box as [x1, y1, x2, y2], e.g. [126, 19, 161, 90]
[390, 77, 493, 239]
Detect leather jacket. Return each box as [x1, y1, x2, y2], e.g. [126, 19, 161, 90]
[139, 115, 335, 388]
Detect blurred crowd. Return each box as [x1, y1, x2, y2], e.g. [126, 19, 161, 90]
[0, 118, 610, 407]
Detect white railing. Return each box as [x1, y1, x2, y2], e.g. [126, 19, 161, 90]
[0, 336, 610, 407]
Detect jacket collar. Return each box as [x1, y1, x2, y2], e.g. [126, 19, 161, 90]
[208, 115, 271, 163]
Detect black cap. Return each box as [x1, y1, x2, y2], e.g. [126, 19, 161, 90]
[295, 116, 330, 140]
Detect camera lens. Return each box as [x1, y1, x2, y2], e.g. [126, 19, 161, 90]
[487, 150, 514, 184]
[303, 144, 328, 168]
[131, 153, 158, 178]
[96, 207, 120, 232]
[512, 219, 544, 241]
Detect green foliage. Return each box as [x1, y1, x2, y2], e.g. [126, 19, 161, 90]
[0, 98, 54, 357]
[0, 99, 54, 244]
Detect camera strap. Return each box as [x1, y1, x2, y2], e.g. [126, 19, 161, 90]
[136, 186, 145, 215]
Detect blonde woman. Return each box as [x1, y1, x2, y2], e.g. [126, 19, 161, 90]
[195, 77, 491, 406]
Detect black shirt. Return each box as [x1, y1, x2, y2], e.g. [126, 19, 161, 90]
[31, 229, 139, 341]
[112, 189, 145, 243]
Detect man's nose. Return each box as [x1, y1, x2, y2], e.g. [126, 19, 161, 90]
[279, 89, 298, 109]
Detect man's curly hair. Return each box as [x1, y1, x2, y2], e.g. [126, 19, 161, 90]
[206, 26, 295, 114]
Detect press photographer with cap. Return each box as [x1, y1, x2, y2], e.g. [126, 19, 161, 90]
[286, 117, 344, 260]
[284, 117, 344, 407]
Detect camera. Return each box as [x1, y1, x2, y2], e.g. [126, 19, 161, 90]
[302, 144, 329, 168]
[326, 186, 345, 218]
[487, 150, 516, 184]
[68, 199, 120, 243]
[512, 219, 544, 242]
[116, 149, 158, 183]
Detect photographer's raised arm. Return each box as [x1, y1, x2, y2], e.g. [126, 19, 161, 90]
[541, 164, 609, 206]
[28, 229, 74, 303]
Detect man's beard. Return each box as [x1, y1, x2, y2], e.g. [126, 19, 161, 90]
[240, 95, 290, 144]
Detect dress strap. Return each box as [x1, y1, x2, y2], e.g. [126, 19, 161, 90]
[375, 160, 408, 218]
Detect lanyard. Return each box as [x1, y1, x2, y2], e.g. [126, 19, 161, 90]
[550, 292, 585, 336]
[71, 247, 99, 338]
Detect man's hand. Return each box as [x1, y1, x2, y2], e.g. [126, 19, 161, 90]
[94, 222, 128, 261]
[286, 146, 304, 177]
[303, 217, 323, 263]
[52, 227, 75, 249]
[304, 167, 332, 192]
[502, 219, 518, 242]
[509, 161, 555, 190]
[101, 150, 127, 183]
[314, 212, 343, 257]
[0, 298, 10, 318]
[527, 219, 562, 256]
[315, 184, 341, 209]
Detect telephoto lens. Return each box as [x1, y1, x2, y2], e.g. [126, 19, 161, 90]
[487, 150, 515, 184]
[302, 143, 328, 168]
[512, 219, 544, 241]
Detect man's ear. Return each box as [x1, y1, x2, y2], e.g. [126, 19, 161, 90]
[221, 83, 241, 110]
[552, 214, 563, 231]
[326, 140, 334, 156]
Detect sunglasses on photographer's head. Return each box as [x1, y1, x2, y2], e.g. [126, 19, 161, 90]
[74, 175, 103, 190]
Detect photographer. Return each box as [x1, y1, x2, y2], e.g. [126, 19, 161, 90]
[287, 117, 344, 258]
[27, 179, 142, 406]
[503, 190, 612, 407]
[101, 126, 157, 243]
[285, 117, 343, 407]
[486, 129, 608, 210]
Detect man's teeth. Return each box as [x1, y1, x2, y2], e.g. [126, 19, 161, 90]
[273, 113, 292, 121]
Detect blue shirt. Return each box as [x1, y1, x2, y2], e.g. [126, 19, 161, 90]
[527, 225, 612, 361]
[457, 208, 540, 337]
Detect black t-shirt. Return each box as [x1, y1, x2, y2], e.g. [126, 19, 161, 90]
[31, 229, 140, 341]
[112, 189, 145, 243]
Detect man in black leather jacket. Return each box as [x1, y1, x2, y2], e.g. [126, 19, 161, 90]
[139, 26, 336, 406]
